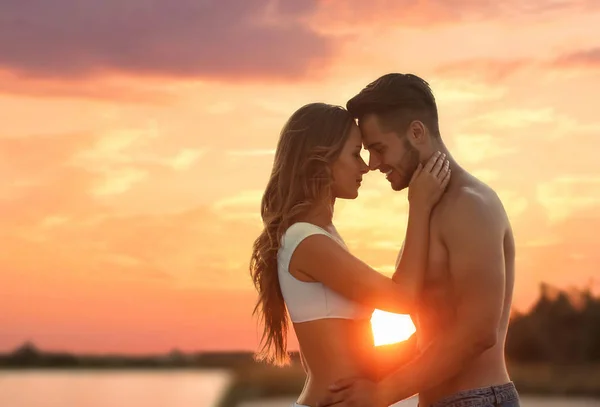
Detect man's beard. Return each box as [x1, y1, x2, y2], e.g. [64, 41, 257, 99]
[394, 143, 420, 190]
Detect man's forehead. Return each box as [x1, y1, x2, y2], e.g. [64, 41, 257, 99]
[360, 129, 383, 149]
[359, 115, 388, 147]
[359, 113, 380, 128]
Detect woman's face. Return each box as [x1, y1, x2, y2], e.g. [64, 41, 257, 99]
[330, 124, 369, 200]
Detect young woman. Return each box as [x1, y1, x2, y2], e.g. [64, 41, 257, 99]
[250, 102, 450, 407]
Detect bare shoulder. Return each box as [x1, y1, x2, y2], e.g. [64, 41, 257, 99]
[441, 181, 508, 238]
[441, 180, 510, 290]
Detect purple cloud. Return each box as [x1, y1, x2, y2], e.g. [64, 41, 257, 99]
[0, 0, 333, 80]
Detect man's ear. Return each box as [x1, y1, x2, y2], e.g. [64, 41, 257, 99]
[406, 120, 427, 148]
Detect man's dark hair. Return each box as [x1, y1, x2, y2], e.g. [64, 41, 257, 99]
[347, 73, 441, 138]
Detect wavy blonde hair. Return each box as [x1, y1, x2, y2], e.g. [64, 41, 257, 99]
[250, 103, 354, 365]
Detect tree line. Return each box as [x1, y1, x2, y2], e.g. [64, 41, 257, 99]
[506, 282, 600, 364]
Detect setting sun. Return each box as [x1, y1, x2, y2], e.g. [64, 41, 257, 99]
[370, 310, 417, 346]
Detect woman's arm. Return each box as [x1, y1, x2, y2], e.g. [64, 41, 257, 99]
[292, 153, 450, 314]
[292, 234, 421, 313]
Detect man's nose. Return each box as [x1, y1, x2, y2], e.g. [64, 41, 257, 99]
[368, 155, 380, 171]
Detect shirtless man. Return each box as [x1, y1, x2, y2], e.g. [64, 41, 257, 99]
[317, 74, 521, 407]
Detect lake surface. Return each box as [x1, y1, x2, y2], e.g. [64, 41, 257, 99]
[0, 370, 231, 407]
[0, 371, 598, 407]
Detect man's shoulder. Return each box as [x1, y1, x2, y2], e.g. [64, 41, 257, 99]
[454, 184, 496, 210]
[441, 181, 506, 232]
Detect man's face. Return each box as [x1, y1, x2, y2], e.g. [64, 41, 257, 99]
[360, 114, 420, 191]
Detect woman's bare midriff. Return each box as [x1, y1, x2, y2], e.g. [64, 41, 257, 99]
[293, 317, 376, 407]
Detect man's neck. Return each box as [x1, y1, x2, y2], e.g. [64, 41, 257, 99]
[421, 145, 469, 191]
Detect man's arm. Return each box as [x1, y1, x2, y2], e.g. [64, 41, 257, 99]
[378, 191, 507, 404]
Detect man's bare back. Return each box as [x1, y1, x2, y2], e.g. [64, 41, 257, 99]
[410, 172, 514, 406]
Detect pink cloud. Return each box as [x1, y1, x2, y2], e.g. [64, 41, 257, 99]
[314, 0, 599, 27]
[429, 50, 599, 85]
[553, 47, 600, 69]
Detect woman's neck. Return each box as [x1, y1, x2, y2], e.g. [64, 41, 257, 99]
[303, 199, 334, 227]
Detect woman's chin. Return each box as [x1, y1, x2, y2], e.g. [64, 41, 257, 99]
[337, 190, 360, 200]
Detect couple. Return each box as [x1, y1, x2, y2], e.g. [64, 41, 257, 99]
[250, 73, 520, 407]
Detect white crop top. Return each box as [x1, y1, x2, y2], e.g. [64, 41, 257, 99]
[277, 222, 372, 323]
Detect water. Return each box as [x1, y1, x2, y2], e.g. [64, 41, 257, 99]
[0, 371, 597, 407]
[0, 370, 231, 407]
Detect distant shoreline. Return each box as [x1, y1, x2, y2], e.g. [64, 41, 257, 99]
[0, 343, 263, 369]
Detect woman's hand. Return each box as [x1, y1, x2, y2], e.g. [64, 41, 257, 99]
[407, 151, 451, 211]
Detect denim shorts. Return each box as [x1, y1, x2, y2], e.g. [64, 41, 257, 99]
[428, 382, 520, 407]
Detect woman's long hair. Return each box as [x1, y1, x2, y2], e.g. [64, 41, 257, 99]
[250, 103, 354, 365]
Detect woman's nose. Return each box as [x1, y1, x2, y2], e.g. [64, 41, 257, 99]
[361, 158, 370, 173]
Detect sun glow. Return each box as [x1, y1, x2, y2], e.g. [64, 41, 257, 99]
[370, 310, 416, 346]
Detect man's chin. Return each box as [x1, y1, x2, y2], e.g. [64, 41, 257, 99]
[390, 181, 408, 191]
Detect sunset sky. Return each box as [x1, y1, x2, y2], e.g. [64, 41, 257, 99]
[1, 0, 600, 355]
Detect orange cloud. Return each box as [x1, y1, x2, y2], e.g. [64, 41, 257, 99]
[433, 58, 529, 82]
[0, 70, 174, 104]
[0, 160, 265, 353]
